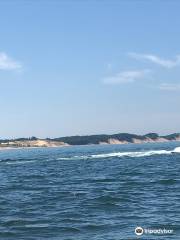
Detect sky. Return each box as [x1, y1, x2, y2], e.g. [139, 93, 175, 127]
[0, 0, 180, 138]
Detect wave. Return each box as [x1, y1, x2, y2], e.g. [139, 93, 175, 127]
[173, 147, 180, 153]
[57, 147, 180, 160]
[0, 158, 36, 165]
[6, 160, 36, 165]
[1, 147, 179, 164]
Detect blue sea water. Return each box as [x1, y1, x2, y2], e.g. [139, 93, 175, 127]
[0, 142, 180, 240]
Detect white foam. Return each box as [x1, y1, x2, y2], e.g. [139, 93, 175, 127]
[6, 160, 36, 165]
[173, 147, 180, 153]
[57, 147, 180, 160]
[1, 146, 179, 164]
[91, 150, 171, 158]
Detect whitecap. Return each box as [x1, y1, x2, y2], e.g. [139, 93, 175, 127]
[57, 148, 179, 160]
[173, 147, 180, 153]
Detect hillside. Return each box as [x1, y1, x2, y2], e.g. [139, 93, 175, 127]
[0, 133, 180, 148]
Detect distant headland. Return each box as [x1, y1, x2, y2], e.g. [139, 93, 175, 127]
[0, 133, 180, 148]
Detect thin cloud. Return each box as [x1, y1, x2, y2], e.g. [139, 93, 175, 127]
[103, 69, 150, 85]
[0, 52, 22, 71]
[129, 52, 180, 68]
[159, 83, 180, 91]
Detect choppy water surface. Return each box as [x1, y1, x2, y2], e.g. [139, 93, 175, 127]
[0, 142, 180, 239]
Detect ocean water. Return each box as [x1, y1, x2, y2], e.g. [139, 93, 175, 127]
[0, 142, 180, 240]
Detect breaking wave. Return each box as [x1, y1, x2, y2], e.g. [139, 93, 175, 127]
[57, 147, 180, 160]
[0, 147, 179, 164]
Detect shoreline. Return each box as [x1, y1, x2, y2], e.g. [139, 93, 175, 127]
[0, 139, 180, 150]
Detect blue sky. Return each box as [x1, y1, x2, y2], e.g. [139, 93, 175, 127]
[0, 1, 180, 138]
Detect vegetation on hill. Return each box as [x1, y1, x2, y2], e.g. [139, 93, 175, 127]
[53, 133, 180, 145]
[0, 133, 179, 147]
